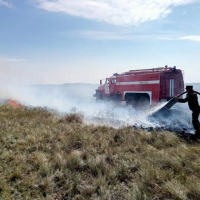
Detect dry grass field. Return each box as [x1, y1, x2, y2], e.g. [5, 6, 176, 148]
[0, 105, 200, 199]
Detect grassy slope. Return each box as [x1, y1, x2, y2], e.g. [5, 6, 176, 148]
[0, 105, 200, 200]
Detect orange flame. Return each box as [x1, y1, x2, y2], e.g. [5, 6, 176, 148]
[7, 100, 24, 108]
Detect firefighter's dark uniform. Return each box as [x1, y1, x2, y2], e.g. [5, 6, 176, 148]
[177, 91, 200, 135]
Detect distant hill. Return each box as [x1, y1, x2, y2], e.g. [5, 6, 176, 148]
[29, 83, 99, 101]
[28, 82, 200, 104]
[5, 82, 200, 114]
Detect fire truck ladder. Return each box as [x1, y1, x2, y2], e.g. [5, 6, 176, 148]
[125, 67, 175, 75]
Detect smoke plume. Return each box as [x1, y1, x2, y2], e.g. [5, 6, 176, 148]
[0, 58, 199, 133]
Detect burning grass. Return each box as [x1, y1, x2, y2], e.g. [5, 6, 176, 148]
[0, 105, 200, 199]
[7, 100, 24, 108]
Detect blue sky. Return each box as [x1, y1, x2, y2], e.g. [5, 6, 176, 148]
[0, 0, 200, 84]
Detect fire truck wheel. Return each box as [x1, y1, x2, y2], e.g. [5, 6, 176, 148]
[138, 96, 150, 109]
[126, 96, 138, 107]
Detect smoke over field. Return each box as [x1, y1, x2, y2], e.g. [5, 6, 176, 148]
[1, 83, 200, 134]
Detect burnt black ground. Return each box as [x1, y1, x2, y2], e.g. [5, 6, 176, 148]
[146, 107, 200, 143]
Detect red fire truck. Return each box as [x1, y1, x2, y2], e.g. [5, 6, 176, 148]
[93, 66, 184, 107]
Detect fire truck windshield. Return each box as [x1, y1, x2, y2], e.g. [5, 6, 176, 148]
[111, 79, 116, 84]
[106, 79, 110, 84]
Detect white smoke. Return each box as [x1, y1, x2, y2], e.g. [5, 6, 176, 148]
[0, 82, 197, 133]
[0, 57, 199, 133]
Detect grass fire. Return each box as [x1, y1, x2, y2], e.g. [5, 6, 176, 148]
[7, 100, 24, 108]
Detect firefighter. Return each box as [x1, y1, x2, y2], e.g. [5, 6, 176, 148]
[175, 85, 200, 138]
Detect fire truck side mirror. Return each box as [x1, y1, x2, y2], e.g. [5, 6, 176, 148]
[100, 80, 102, 85]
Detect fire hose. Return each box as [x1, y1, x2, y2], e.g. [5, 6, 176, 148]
[162, 90, 200, 110]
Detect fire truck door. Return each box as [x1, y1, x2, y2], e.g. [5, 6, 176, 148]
[105, 79, 110, 94]
[169, 79, 175, 97]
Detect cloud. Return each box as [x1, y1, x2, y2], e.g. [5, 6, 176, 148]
[157, 36, 175, 41]
[0, 0, 14, 8]
[4, 58, 27, 62]
[158, 35, 200, 42]
[77, 30, 178, 41]
[78, 31, 137, 40]
[79, 31, 200, 42]
[35, 0, 200, 26]
[179, 35, 200, 41]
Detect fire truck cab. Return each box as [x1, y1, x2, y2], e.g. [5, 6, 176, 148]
[93, 66, 184, 108]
